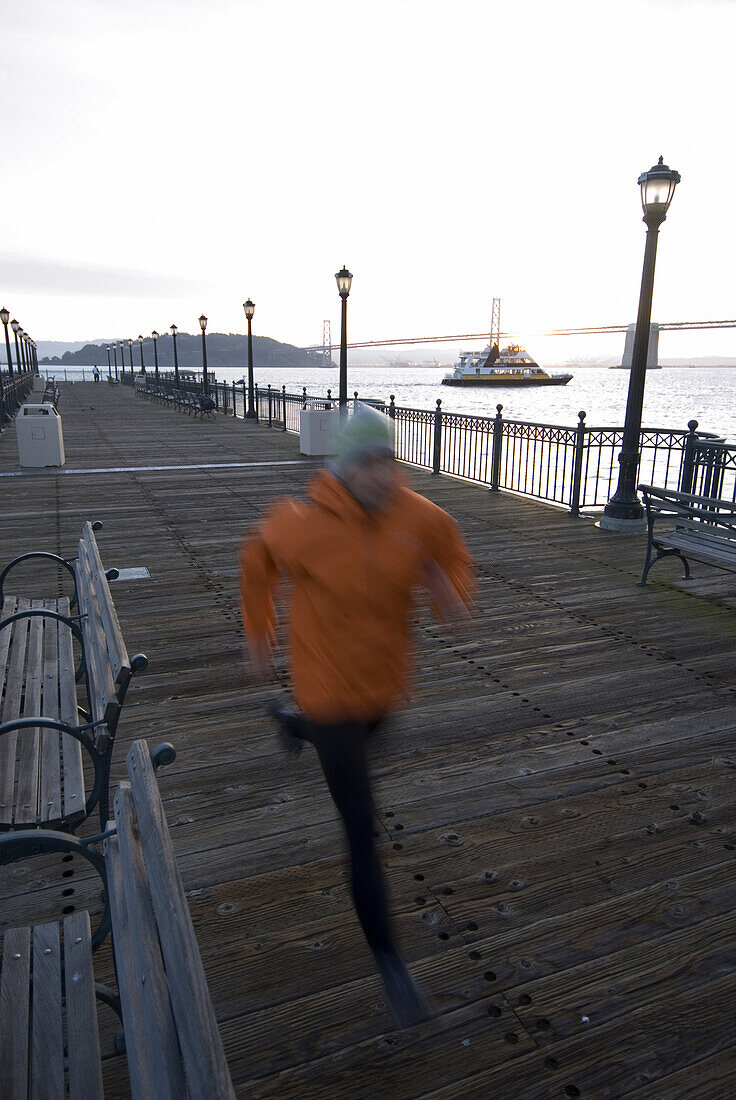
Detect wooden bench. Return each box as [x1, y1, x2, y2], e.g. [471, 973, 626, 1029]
[0, 739, 235, 1099]
[0, 522, 147, 833]
[638, 484, 736, 584]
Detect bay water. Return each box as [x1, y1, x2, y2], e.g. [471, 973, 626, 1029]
[43, 365, 736, 441]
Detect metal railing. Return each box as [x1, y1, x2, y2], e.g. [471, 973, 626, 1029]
[129, 374, 728, 513]
[1, 370, 35, 425]
[681, 435, 736, 503]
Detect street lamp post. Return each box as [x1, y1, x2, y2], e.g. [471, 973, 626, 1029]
[0, 308, 13, 377]
[151, 331, 159, 379]
[19, 330, 27, 371]
[335, 266, 353, 409]
[199, 314, 208, 392]
[11, 319, 21, 374]
[106, 344, 112, 378]
[137, 335, 146, 374]
[112, 342, 118, 379]
[170, 323, 180, 387]
[601, 157, 681, 531]
[127, 339, 134, 374]
[243, 299, 256, 419]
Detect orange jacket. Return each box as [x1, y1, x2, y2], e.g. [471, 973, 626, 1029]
[239, 470, 475, 724]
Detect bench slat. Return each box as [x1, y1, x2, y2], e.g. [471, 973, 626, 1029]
[56, 598, 85, 824]
[668, 527, 736, 565]
[39, 598, 63, 825]
[0, 926, 31, 1099]
[127, 741, 236, 1100]
[77, 538, 120, 739]
[31, 921, 65, 1099]
[0, 598, 21, 829]
[81, 522, 131, 693]
[64, 911, 104, 1100]
[14, 610, 43, 826]
[107, 784, 187, 1100]
[0, 600, 30, 828]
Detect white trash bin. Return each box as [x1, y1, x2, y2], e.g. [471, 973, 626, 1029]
[16, 403, 65, 467]
[299, 407, 340, 456]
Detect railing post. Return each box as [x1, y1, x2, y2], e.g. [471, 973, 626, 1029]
[354, 390, 359, 411]
[327, 388, 332, 409]
[432, 399, 442, 476]
[232, 381, 236, 416]
[282, 385, 287, 431]
[267, 384, 272, 427]
[490, 404, 504, 492]
[302, 386, 307, 409]
[680, 419, 699, 494]
[388, 394, 395, 420]
[569, 410, 587, 516]
[254, 383, 259, 421]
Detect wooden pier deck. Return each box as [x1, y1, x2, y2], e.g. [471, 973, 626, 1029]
[2, 382, 736, 1099]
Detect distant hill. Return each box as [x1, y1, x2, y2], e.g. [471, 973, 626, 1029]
[40, 332, 322, 369]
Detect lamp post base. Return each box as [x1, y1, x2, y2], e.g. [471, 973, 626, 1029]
[245, 409, 258, 420]
[598, 513, 648, 533]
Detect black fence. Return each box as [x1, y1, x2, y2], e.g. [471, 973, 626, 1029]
[127, 371, 733, 512]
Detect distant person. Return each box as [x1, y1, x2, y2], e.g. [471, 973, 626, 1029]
[93, 365, 100, 383]
[239, 405, 474, 1027]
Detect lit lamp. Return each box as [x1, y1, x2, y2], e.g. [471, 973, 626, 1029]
[170, 323, 180, 387]
[151, 330, 159, 379]
[137, 334, 146, 373]
[243, 299, 256, 418]
[0, 308, 13, 377]
[199, 314, 208, 392]
[335, 266, 353, 408]
[601, 157, 681, 531]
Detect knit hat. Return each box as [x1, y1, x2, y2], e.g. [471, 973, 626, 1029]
[333, 403, 395, 475]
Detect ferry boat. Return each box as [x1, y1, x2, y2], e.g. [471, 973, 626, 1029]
[442, 344, 573, 387]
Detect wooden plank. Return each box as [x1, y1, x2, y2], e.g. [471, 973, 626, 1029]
[39, 597, 62, 826]
[0, 926, 31, 1100]
[30, 921, 64, 1099]
[0, 600, 30, 828]
[64, 911, 104, 1100]
[81, 521, 131, 691]
[125, 741, 236, 1099]
[76, 537, 120, 735]
[14, 608, 42, 825]
[107, 782, 187, 1100]
[56, 596, 85, 825]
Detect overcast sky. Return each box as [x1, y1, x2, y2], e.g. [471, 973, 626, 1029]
[2, 0, 734, 362]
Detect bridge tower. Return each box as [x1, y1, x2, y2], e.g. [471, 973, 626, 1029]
[322, 320, 332, 368]
[490, 297, 501, 350]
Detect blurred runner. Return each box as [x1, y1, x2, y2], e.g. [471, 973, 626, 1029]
[239, 404, 474, 1027]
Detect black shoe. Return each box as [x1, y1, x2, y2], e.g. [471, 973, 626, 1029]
[374, 950, 431, 1028]
[268, 698, 304, 757]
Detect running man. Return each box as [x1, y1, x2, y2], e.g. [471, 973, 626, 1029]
[239, 404, 474, 1026]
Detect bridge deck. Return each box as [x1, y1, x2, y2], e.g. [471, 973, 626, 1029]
[2, 382, 736, 1099]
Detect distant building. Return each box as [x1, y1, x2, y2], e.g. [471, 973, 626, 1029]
[615, 323, 660, 370]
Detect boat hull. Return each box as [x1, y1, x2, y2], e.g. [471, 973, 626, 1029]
[442, 375, 572, 387]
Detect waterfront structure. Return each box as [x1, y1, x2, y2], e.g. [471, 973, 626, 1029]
[614, 322, 660, 370]
[243, 300, 256, 419]
[601, 157, 681, 531]
[335, 266, 353, 408]
[199, 314, 209, 392]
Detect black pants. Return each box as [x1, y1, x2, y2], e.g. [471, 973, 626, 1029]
[299, 719, 395, 955]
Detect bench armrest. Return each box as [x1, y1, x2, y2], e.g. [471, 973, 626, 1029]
[0, 554, 78, 608]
